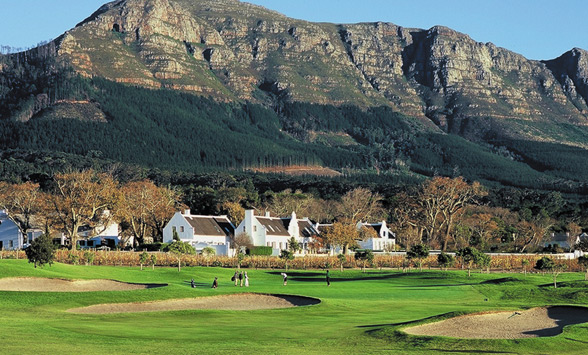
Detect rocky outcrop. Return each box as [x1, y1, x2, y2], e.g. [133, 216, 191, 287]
[544, 48, 588, 115]
[54, 0, 588, 144]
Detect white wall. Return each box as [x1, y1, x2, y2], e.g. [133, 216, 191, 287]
[162, 212, 194, 243]
[0, 215, 22, 250]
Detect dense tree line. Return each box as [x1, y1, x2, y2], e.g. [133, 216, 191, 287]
[0, 170, 183, 250]
[1, 169, 586, 254]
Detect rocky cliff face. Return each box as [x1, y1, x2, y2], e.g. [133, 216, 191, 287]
[55, 0, 588, 145]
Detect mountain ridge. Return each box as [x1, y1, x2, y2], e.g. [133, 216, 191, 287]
[50, 0, 588, 148]
[3, 0, 588, 191]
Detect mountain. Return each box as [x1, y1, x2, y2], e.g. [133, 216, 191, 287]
[53, 0, 588, 145]
[2, 0, 588, 192]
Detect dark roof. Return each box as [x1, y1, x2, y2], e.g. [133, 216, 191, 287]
[298, 220, 319, 238]
[366, 224, 382, 235]
[256, 217, 290, 236]
[550, 233, 571, 242]
[214, 217, 235, 237]
[185, 216, 234, 237]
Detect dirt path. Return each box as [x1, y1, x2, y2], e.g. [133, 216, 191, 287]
[68, 293, 320, 314]
[404, 306, 588, 339]
[0, 277, 164, 292]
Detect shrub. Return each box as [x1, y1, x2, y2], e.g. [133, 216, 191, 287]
[67, 252, 79, 265]
[138, 243, 165, 252]
[25, 234, 56, 268]
[83, 251, 96, 265]
[211, 260, 223, 267]
[248, 246, 273, 256]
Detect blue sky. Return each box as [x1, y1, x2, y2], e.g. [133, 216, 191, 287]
[0, 0, 586, 60]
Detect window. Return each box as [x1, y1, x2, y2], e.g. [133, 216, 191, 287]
[253, 226, 257, 232]
[172, 226, 177, 233]
[180, 226, 184, 233]
[88, 240, 94, 247]
[9, 240, 14, 248]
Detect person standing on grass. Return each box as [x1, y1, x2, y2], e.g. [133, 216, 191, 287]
[191, 278, 196, 288]
[239, 271, 244, 287]
[212, 277, 218, 289]
[281, 272, 288, 286]
[244, 271, 249, 287]
[233, 270, 238, 286]
[326, 270, 330, 286]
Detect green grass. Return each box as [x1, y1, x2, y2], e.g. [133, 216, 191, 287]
[1, 260, 588, 354]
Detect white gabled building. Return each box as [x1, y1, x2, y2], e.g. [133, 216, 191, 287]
[0, 209, 24, 250]
[356, 220, 396, 251]
[235, 210, 319, 256]
[0, 210, 44, 250]
[314, 220, 396, 253]
[163, 210, 235, 256]
[77, 221, 124, 249]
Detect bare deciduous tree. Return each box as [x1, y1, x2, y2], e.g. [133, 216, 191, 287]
[48, 170, 121, 250]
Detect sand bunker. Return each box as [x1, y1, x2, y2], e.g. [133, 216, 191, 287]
[67, 293, 320, 314]
[0, 277, 165, 292]
[405, 306, 588, 339]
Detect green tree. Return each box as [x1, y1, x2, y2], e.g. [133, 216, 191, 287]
[337, 253, 346, 272]
[578, 256, 588, 281]
[280, 249, 294, 271]
[236, 251, 246, 269]
[166, 240, 196, 272]
[406, 244, 430, 272]
[84, 251, 95, 266]
[139, 251, 149, 271]
[534, 256, 566, 288]
[456, 246, 478, 277]
[437, 252, 454, 271]
[354, 249, 374, 272]
[475, 251, 491, 273]
[150, 254, 157, 270]
[288, 237, 301, 254]
[24, 234, 56, 268]
[202, 246, 216, 267]
[521, 258, 530, 276]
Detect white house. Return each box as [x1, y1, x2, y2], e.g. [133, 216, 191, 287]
[235, 210, 319, 256]
[163, 210, 235, 256]
[356, 220, 396, 251]
[77, 220, 124, 249]
[0, 210, 45, 250]
[0, 209, 24, 250]
[314, 220, 396, 253]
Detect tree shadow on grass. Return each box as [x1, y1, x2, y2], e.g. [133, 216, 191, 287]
[266, 271, 412, 283]
[183, 280, 214, 288]
[358, 312, 457, 329]
[265, 271, 481, 287]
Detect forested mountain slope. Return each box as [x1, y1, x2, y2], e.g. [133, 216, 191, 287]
[2, 0, 588, 193]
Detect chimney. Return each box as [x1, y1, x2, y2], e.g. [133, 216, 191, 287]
[184, 209, 190, 216]
[244, 209, 255, 237]
[265, 211, 271, 217]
